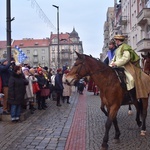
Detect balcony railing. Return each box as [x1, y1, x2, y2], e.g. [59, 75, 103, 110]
[119, 16, 127, 25]
[33, 51, 38, 56]
[136, 38, 150, 52]
[137, 8, 150, 26]
[33, 59, 38, 63]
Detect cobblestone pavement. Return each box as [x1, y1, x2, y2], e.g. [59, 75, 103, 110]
[0, 90, 150, 150]
[0, 92, 78, 150]
[86, 92, 150, 150]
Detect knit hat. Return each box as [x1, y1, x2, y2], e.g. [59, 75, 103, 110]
[22, 67, 29, 72]
[57, 68, 62, 73]
[37, 67, 43, 72]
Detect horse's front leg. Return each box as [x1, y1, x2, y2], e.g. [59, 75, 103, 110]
[100, 102, 108, 117]
[101, 117, 112, 150]
[113, 117, 120, 143]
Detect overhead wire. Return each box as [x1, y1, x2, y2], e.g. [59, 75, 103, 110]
[27, 0, 56, 32]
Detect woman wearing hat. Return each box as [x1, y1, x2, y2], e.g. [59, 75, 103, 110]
[110, 34, 150, 100]
[62, 70, 72, 104]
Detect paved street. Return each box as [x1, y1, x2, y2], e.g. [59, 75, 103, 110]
[0, 90, 150, 150]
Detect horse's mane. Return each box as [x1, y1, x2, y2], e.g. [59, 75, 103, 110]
[82, 53, 112, 69]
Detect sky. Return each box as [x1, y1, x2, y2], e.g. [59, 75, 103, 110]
[0, 0, 114, 58]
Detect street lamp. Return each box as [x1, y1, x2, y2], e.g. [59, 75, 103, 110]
[6, 0, 12, 61]
[52, 4, 60, 68]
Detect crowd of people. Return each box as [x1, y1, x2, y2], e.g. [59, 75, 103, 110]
[0, 60, 73, 123]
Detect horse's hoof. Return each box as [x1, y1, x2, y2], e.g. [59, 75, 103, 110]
[128, 110, 133, 115]
[140, 130, 146, 136]
[101, 144, 108, 150]
[101, 147, 108, 150]
[137, 121, 142, 128]
[113, 139, 120, 144]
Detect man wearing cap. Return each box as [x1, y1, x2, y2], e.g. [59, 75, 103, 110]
[0, 59, 12, 114]
[104, 39, 117, 65]
[110, 34, 150, 100]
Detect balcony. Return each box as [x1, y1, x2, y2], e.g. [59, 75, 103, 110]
[104, 30, 109, 36]
[33, 59, 38, 63]
[137, 8, 150, 26]
[136, 38, 150, 52]
[33, 52, 38, 56]
[119, 16, 127, 25]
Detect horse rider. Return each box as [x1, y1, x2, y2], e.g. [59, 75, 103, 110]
[110, 34, 150, 99]
[104, 39, 117, 65]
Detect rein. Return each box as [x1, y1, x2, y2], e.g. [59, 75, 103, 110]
[75, 58, 108, 78]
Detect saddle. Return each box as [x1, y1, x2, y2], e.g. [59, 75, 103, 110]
[113, 67, 127, 90]
[113, 67, 135, 105]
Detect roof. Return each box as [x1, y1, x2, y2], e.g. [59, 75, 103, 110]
[0, 41, 7, 49]
[11, 38, 50, 48]
[50, 32, 73, 45]
[69, 28, 79, 38]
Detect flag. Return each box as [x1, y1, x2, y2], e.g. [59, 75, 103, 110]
[14, 45, 28, 63]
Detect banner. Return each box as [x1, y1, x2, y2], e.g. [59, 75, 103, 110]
[14, 45, 28, 63]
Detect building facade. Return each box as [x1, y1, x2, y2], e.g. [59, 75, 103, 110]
[101, 7, 114, 60]
[0, 28, 83, 68]
[12, 38, 50, 67]
[102, 0, 150, 60]
[49, 28, 83, 69]
[0, 41, 7, 59]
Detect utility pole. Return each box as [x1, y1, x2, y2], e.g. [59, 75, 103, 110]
[6, 0, 14, 61]
[52, 5, 60, 68]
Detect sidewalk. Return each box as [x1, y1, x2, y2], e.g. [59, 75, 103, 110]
[0, 91, 79, 150]
[0, 90, 149, 150]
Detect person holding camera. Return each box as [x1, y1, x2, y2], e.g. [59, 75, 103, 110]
[0, 59, 14, 115]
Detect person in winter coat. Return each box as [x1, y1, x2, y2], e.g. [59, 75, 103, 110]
[8, 65, 28, 122]
[35, 67, 48, 110]
[0, 59, 13, 114]
[77, 78, 86, 94]
[62, 70, 72, 104]
[22, 67, 37, 114]
[55, 68, 63, 106]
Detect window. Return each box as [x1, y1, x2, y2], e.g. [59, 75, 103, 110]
[78, 45, 81, 50]
[27, 56, 30, 61]
[52, 46, 55, 51]
[27, 50, 30, 54]
[73, 45, 76, 50]
[42, 49, 45, 54]
[42, 56, 45, 61]
[3, 51, 7, 54]
[52, 52, 55, 59]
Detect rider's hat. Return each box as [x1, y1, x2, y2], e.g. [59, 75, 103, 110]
[114, 34, 125, 40]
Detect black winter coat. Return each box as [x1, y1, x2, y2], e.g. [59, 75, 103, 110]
[8, 72, 28, 105]
[35, 74, 47, 89]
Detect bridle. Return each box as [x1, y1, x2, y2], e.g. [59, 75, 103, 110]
[74, 57, 108, 78]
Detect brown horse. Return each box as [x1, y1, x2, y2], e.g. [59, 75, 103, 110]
[66, 52, 148, 150]
[141, 52, 150, 75]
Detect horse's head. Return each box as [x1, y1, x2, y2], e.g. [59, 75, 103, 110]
[141, 53, 150, 75]
[66, 52, 90, 85]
